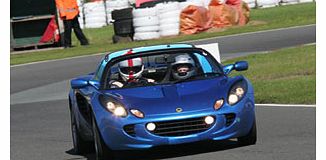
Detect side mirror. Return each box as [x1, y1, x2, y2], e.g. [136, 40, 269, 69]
[223, 61, 248, 75]
[234, 61, 248, 71]
[71, 78, 89, 89]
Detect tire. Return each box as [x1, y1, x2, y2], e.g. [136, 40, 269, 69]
[238, 119, 257, 146]
[159, 23, 179, 31]
[133, 16, 159, 27]
[134, 32, 160, 40]
[159, 17, 179, 24]
[113, 19, 134, 35]
[159, 29, 179, 37]
[92, 116, 114, 160]
[70, 109, 93, 154]
[134, 25, 159, 32]
[112, 35, 133, 43]
[132, 7, 157, 18]
[112, 8, 133, 20]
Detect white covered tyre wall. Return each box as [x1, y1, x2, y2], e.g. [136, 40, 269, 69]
[84, 1, 106, 28]
[132, 7, 160, 40]
[134, 32, 160, 40]
[133, 16, 159, 27]
[134, 26, 159, 33]
[157, 2, 181, 37]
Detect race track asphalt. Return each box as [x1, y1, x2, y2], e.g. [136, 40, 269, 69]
[10, 25, 316, 160]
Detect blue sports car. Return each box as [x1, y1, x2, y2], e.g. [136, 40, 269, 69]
[68, 44, 256, 159]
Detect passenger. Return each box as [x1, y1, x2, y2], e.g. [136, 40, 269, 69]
[171, 54, 197, 80]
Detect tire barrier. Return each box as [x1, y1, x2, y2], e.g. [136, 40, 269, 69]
[132, 7, 157, 17]
[112, 8, 134, 37]
[78, 0, 314, 39]
[134, 32, 160, 40]
[112, 7, 133, 20]
[133, 16, 160, 27]
[81, 0, 131, 28]
[84, 1, 107, 28]
[113, 19, 134, 36]
[112, 35, 133, 44]
[133, 7, 160, 40]
[156, 2, 181, 37]
[134, 25, 160, 32]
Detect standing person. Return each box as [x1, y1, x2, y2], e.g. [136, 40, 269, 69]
[55, 0, 89, 48]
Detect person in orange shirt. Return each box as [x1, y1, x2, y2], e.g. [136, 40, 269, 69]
[55, 0, 89, 48]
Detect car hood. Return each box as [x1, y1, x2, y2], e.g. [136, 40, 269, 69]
[104, 77, 229, 116]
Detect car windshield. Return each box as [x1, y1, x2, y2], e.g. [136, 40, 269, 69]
[105, 50, 223, 89]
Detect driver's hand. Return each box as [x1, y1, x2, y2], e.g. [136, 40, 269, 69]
[147, 79, 155, 83]
[111, 81, 124, 88]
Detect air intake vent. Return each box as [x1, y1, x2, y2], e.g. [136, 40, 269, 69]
[225, 113, 236, 127]
[149, 116, 214, 137]
[123, 124, 136, 137]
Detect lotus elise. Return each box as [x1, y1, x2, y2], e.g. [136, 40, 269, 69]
[68, 44, 256, 159]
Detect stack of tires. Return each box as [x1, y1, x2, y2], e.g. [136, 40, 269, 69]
[106, 0, 130, 24]
[84, 1, 107, 28]
[243, 0, 257, 8]
[156, 2, 181, 37]
[257, 0, 280, 8]
[132, 7, 160, 40]
[112, 8, 134, 43]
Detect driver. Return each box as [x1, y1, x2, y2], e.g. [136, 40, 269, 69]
[171, 54, 196, 80]
[109, 57, 155, 88]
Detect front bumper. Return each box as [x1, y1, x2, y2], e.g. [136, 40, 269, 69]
[94, 95, 255, 150]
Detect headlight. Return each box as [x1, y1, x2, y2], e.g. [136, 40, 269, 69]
[100, 96, 128, 117]
[228, 80, 247, 106]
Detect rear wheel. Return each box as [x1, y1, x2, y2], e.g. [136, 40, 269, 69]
[238, 119, 257, 146]
[92, 116, 114, 160]
[70, 110, 92, 154]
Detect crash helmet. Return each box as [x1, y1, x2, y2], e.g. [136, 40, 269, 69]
[118, 57, 144, 81]
[171, 54, 196, 80]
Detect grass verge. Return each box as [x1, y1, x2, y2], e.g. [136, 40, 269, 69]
[225, 45, 316, 104]
[11, 2, 316, 65]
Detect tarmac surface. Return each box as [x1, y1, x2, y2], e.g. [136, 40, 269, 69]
[10, 25, 316, 160]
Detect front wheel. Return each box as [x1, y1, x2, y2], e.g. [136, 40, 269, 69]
[92, 116, 115, 160]
[70, 109, 92, 154]
[238, 119, 257, 146]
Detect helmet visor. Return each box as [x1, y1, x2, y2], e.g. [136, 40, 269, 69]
[120, 66, 142, 75]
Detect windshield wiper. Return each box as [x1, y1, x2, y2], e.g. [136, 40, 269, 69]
[173, 72, 222, 84]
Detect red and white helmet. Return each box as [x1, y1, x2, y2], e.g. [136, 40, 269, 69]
[118, 57, 144, 81]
